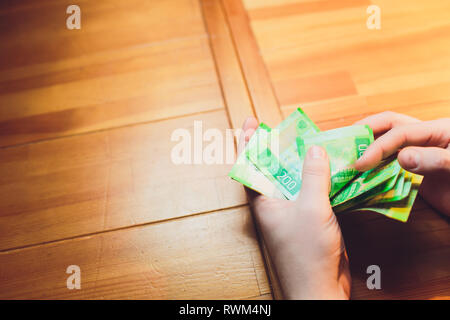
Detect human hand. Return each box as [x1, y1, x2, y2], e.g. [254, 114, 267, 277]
[354, 112, 450, 216]
[238, 118, 351, 300]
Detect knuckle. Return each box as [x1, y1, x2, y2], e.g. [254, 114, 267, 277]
[387, 126, 407, 144]
[387, 111, 420, 127]
[389, 125, 402, 134]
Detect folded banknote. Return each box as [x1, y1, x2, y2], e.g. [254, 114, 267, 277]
[297, 124, 374, 197]
[229, 108, 423, 222]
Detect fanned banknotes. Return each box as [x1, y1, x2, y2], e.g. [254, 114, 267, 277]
[246, 109, 319, 200]
[357, 173, 423, 222]
[229, 107, 423, 222]
[297, 124, 374, 197]
[229, 124, 285, 199]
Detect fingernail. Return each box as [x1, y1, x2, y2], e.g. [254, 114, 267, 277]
[406, 149, 420, 169]
[308, 145, 325, 159]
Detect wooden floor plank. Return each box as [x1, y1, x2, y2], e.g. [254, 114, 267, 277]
[245, 293, 273, 300]
[0, 111, 246, 250]
[200, 0, 255, 129]
[1, 0, 449, 300]
[237, 0, 450, 299]
[340, 206, 450, 299]
[0, 207, 270, 299]
[281, 84, 450, 131]
[201, 0, 280, 300]
[0, 0, 223, 147]
[274, 71, 357, 106]
[0, 36, 223, 147]
[0, 0, 205, 70]
[220, 0, 283, 127]
[247, 0, 370, 20]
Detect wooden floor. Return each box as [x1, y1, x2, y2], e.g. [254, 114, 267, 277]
[0, 0, 449, 299]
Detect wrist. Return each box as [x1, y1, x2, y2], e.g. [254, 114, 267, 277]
[284, 279, 350, 300]
[274, 254, 351, 300]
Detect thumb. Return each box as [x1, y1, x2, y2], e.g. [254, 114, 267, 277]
[297, 146, 331, 203]
[398, 146, 450, 175]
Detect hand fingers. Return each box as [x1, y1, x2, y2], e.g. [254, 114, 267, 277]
[398, 146, 450, 175]
[354, 111, 419, 137]
[355, 119, 450, 171]
[237, 117, 258, 155]
[296, 146, 331, 204]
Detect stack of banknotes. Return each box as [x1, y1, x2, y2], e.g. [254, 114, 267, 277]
[229, 108, 423, 222]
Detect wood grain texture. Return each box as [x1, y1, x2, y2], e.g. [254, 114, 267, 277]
[0, 0, 205, 69]
[200, 0, 255, 129]
[246, 0, 371, 20]
[0, 207, 270, 299]
[0, 111, 246, 250]
[339, 204, 450, 299]
[0, 37, 223, 147]
[0, 0, 222, 147]
[220, 0, 283, 127]
[245, 293, 273, 300]
[246, 0, 450, 126]
[281, 85, 450, 130]
[1, 0, 450, 300]
[201, 0, 283, 299]
[239, 0, 450, 299]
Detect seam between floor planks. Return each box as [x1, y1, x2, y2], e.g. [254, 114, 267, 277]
[0, 107, 223, 150]
[212, 0, 286, 298]
[6, 0, 272, 300]
[220, 0, 283, 127]
[0, 1, 220, 148]
[200, 0, 286, 299]
[199, 0, 256, 129]
[200, 0, 238, 130]
[0, 203, 249, 254]
[199, 0, 278, 299]
[0, 204, 270, 299]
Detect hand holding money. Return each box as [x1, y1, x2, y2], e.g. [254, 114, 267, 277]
[231, 110, 448, 300]
[230, 108, 426, 222]
[355, 112, 450, 217]
[238, 118, 351, 300]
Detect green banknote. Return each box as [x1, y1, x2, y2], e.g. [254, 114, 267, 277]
[397, 173, 413, 201]
[228, 107, 423, 222]
[357, 173, 423, 222]
[333, 169, 401, 213]
[228, 125, 285, 199]
[296, 124, 374, 197]
[246, 108, 320, 200]
[331, 158, 402, 207]
[365, 171, 411, 205]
